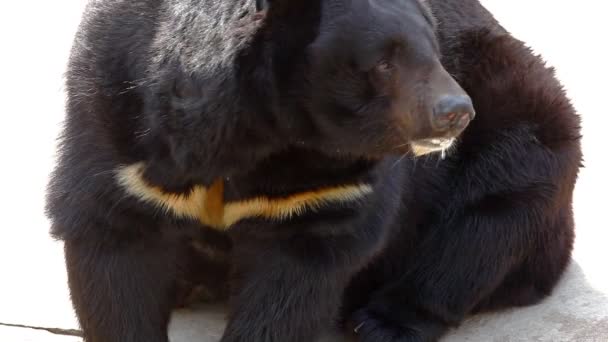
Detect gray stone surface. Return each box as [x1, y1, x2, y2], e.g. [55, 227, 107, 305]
[0, 0, 606, 341]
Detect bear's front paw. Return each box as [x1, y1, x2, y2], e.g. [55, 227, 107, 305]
[349, 305, 447, 342]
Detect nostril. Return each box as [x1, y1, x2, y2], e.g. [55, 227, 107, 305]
[432, 95, 475, 131]
[456, 112, 471, 127]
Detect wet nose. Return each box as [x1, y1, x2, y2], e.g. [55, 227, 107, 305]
[432, 95, 475, 132]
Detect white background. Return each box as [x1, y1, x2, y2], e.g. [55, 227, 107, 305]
[0, 0, 605, 336]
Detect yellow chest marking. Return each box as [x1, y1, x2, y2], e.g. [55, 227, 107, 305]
[115, 163, 373, 230]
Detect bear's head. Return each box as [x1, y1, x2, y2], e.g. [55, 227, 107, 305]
[144, 0, 474, 186]
[255, 0, 475, 159]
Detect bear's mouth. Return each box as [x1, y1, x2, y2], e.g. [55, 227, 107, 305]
[410, 138, 455, 157]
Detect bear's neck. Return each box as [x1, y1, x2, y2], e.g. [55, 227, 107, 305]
[116, 148, 376, 229]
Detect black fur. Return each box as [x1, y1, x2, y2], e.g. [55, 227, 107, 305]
[341, 1, 582, 341]
[45, 0, 581, 342]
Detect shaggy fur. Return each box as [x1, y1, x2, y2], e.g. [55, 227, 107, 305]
[46, 0, 581, 341]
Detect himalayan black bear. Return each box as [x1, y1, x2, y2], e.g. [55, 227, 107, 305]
[340, 1, 582, 341]
[45, 0, 581, 342]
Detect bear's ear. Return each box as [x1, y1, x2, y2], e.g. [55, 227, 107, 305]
[252, 0, 323, 64]
[255, 0, 269, 11]
[262, 0, 321, 18]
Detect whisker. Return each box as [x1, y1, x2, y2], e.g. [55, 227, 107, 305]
[391, 153, 409, 169]
[392, 142, 411, 149]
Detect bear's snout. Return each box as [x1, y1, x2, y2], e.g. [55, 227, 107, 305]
[432, 95, 475, 133]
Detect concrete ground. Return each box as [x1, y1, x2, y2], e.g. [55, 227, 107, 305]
[0, 0, 606, 341]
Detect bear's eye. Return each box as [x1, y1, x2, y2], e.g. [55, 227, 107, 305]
[368, 58, 396, 95]
[375, 59, 393, 74]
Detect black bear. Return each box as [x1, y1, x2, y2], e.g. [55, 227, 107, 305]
[45, 1, 581, 342]
[341, 1, 582, 341]
[46, 0, 474, 341]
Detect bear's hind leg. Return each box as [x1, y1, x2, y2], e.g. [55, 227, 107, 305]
[473, 217, 574, 313]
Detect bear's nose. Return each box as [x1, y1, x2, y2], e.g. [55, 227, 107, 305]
[432, 95, 475, 132]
